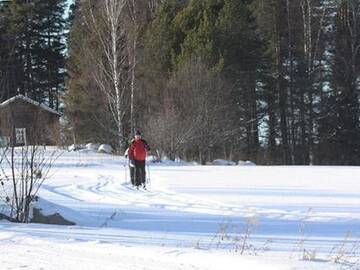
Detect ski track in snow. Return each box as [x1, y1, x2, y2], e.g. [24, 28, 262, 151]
[1, 150, 360, 269]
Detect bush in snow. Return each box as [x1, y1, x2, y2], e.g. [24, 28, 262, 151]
[98, 144, 113, 154]
[0, 145, 60, 223]
[328, 232, 360, 267]
[210, 216, 265, 255]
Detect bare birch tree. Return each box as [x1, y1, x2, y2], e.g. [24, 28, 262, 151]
[83, 0, 128, 151]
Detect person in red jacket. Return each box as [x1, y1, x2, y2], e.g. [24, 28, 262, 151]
[127, 130, 150, 189]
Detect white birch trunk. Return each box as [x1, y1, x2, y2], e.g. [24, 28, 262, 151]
[85, 0, 127, 151]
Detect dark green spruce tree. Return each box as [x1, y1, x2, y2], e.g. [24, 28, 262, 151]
[0, 0, 17, 101]
[0, 0, 67, 110]
[251, 0, 290, 164]
[33, 0, 67, 110]
[330, 1, 360, 164]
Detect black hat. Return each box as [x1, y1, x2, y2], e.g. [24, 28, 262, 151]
[135, 130, 141, 136]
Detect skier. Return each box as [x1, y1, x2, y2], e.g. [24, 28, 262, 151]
[126, 130, 150, 189]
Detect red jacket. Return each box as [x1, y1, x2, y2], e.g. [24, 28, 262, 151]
[128, 139, 149, 161]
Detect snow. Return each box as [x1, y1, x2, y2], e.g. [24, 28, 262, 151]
[238, 160, 256, 166]
[68, 144, 85, 152]
[1, 149, 359, 269]
[86, 143, 100, 151]
[0, 94, 61, 116]
[97, 144, 113, 154]
[211, 159, 237, 166]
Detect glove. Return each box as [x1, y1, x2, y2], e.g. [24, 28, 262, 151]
[129, 159, 135, 167]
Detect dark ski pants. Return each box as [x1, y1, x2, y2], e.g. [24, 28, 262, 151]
[130, 160, 146, 187]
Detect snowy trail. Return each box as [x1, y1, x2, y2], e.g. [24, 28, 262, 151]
[1, 150, 360, 269]
[38, 153, 360, 246]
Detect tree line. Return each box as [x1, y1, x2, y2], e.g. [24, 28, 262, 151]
[1, 0, 359, 165]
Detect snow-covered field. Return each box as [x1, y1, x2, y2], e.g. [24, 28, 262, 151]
[1, 149, 360, 270]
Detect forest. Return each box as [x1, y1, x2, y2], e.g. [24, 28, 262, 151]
[0, 0, 359, 165]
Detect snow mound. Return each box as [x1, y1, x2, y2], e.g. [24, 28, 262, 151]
[86, 143, 99, 151]
[98, 144, 113, 154]
[146, 155, 159, 163]
[68, 144, 85, 152]
[211, 159, 236, 166]
[238, 160, 256, 166]
[156, 156, 190, 166]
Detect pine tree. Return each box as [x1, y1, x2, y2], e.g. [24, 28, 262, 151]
[0, 0, 17, 101]
[251, 0, 291, 164]
[143, 0, 262, 162]
[140, 0, 186, 116]
[330, 0, 360, 164]
[0, 0, 67, 109]
[216, 0, 262, 162]
[33, 0, 67, 110]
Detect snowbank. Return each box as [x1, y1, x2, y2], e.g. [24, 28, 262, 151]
[155, 156, 190, 166]
[68, 144, 85, 152]
[98, 144, 113, 154]
[86, 143, 99, 151]
[69, 143, 103, 153]
[211, 159, 237, 166]
[238, 160, 256, 166]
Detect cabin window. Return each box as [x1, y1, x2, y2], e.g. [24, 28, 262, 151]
[15, 128, 26, 145]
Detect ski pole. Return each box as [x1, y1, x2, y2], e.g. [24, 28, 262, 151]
[146, 162, 151, 188]
[125, 158, 130, 184]
[124, 160, 127, 184]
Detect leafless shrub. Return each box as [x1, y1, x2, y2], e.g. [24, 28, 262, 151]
[291, 208, 318, 261]
[302, 249, 317, 261]
[0, 144, 60, 223]
[209, 216, 268, 255]
[144, 57, 234, 163]
[328, 232, 360, 269]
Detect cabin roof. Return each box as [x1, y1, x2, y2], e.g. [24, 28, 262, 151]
[0, 95, 61, 116]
